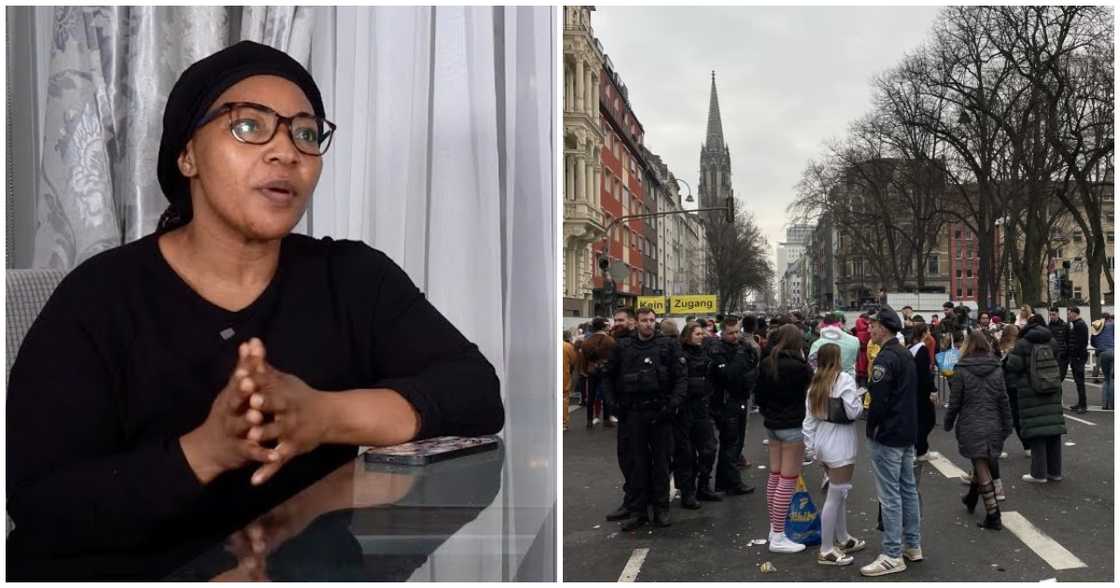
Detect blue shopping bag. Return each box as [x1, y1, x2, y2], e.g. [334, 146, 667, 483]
[936, 347, 961, 377]
[785, 474, 821, 545]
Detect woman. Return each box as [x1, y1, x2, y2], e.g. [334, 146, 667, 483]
[7, 42, 502, 559]
[998, 325, 1027, 455]
[660, 318, 680, 338]
[1004, 315, 1067, 483]
[910, 323, 938, 462]
[855, 314, 871, 387]
[755, 324, 813, 553]
[802, 344, 865, 566]
[675, 323, 720, 506]
[944, 334, 1012, 530]
[582, 330, 617, 429]
[1015, 304, 1034, 329]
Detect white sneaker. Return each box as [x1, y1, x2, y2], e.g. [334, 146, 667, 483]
[836, 536, 866, 554]
[999, 451, 1008, 459]
[903, 546, 924, 561]
[1025, 449, 1031, 457]
[769, 531, 806, 553]
[762, 438, 770, 445]
[609, 416, 619, 424]
[860, 553, 907, 577]
[817, 549, 854, 566]
[592, 417, 601, 425]
[915, 453, 931, 462]
[1021, 474, 1047, 484]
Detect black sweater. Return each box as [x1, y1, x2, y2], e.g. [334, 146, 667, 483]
[6, 232, 502, 558]
[754, 350, 812, 430]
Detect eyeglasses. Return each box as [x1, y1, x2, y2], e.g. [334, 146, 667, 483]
[194, 101, 337, 156]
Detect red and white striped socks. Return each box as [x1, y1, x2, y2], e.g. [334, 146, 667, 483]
[766, 471, 780, 525]
[770, 475, 798, 534]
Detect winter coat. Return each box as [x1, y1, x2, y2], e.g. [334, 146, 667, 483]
[755, 350, 813, 431]
[855, 318, 871, 378]
[944, 354, 1012, 459]
[1048, 318, 1068, 357]
[681, 343, 713, 419]
[1004, 323, 1068, 440]
[1091, 321, 1114, 353]
[809, 326, 861, 377]
[1067, 318, 1090, 361]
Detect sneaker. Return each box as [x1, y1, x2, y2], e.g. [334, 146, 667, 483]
[915, 453, 931, 462]
[769, 531, 806, 553]
[999, 451, 1008, 459]
[1046, 475, 1063, 481]
[609, 416, 619, 424]
[592, 417, 601, 426]
[817, 549, 854, 566]
[762, 438, 770, 445]
[1021, 474, 1047, 484]
[1025, 449, 1031, 457]
[903, 546, 924, 562]
[836, 536, 866, 554]
[860, 553, 907, 577]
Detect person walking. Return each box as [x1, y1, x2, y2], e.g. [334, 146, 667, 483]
[675, 322, 721, 507]
[1005, 315, 1067, 483]
[943, 334, 1012, 530]
[802, 344, 866, 566]
[755, 324, 813, 553]
[1090, 315, 1114, 411]
[998, 325, 1028, 455]
[860, 306, 922, 577]
[1065, 307, 1090, 414]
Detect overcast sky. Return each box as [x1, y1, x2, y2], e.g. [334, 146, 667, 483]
[591, 6, 945, 280]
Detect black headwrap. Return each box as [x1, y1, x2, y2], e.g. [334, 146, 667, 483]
[156, 40, 326, 232]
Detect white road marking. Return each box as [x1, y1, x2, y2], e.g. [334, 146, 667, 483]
[1063, 414, 1096, 426]
[618, 547, 650, 582]
[1001, 511, 1088, 571]
[927, 452, 968, 479]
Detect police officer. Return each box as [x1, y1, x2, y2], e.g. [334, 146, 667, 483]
[707, 316, 759, 496]
[674, 321, 720, 509]
[860, 305, 922, 577]
[603, 308, 636, 524]
[603, 307, 687, 530]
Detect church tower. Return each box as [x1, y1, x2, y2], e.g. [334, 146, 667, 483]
[698, 72, 733, 212]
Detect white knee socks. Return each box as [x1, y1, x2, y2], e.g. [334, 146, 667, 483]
[820, 482, 852, 553]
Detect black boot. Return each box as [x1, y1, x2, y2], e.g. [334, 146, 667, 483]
[621, 515, 649, 532]
[605, 505, 633, 522]
[978, 510, 1002, 530]
[962, 480, 979, 514]
[696, 486, 722, 502]
[680, 493, 701, 510]
[653, 510, 671, 527]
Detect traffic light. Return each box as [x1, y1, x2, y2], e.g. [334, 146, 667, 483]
[1060, 278, 1073, 300]
[724, 197, 734, 223]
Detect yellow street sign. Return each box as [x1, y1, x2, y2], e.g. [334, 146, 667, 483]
[669, 294, 718, 315]
[636, 296, 667, 315]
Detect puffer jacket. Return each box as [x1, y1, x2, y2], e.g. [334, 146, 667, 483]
[755, 350, 813, 430]
[944, 354, 1012, 459]
[1048, 318, 1068, 357]
[681, 343, 712, 419]
[1004, 323, 1068, 440]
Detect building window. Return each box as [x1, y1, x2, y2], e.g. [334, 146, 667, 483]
[928, 255, 938, 274]
[967, 248, 973, 259]
[957, 288, 963, 298]
[1073, 232, 1083, 242]
[1074, 286, 1083, 300]
[954, 230, 961, 240]
[956, 269, 962, 279]
[966, 287, 973, 297]
[956, 248, 962, 259]
[1108, 231, 1115, 243]
[966, 269, 973, 278]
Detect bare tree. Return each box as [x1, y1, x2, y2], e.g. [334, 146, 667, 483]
[702, 205, 773, 315]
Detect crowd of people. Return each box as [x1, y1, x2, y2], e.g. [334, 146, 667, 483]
[562, 301, 1114, 577]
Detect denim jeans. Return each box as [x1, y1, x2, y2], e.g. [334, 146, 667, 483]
[1100, 349, 1114, 408]
[869, 440, 921, 558]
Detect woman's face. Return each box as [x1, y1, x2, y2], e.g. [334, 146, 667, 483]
[688, 327, 704, 347]
[180, 75, 323, 241]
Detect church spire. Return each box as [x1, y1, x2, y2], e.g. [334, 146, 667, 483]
[705, 71, 725, 149]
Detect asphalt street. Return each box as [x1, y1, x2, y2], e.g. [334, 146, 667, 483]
[563, 377, 1114, 582]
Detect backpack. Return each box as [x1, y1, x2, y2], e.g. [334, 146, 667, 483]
[1028, 343, 1062, 395]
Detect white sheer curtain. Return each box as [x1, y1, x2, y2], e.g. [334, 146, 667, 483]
[307, 6, 554, 580]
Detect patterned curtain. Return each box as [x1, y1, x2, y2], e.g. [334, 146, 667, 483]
[31, 6, 314, 269]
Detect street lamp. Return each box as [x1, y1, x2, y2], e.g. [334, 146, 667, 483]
[673, 177, 694, 204]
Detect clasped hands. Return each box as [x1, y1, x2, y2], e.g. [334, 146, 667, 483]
[181, 337, 329, 487]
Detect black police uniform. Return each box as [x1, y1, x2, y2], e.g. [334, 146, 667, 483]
[603, 332, 687, 527]
[672, 343, 719, 507]
[706, 337, 759, 494]
[603, 328, 636, 520]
